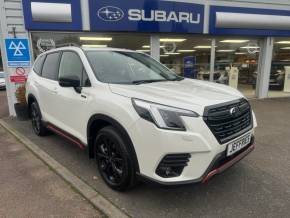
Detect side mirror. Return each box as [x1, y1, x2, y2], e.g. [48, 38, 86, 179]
[59, 76, 80, 88]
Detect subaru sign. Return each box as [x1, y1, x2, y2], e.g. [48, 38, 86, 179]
[98, 6, 125, 22]
[89, 0, 204, 33]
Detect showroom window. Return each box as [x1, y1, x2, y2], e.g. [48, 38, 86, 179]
[269, 38, 290, 98]
[31, 32, 150, 58]
[158, 34, 212, 78]
[214, 37, 261, 98]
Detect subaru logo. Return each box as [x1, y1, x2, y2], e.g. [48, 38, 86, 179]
[229, 107, 240, 117]
[97, 6, 124, 22]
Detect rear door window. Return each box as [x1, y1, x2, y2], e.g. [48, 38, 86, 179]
[41, 52, 61, 80]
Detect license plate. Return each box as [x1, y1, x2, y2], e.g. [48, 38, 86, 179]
[227, 134, 251, 156]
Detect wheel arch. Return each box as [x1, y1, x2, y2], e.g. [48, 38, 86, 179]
[87, 114, 140, 173]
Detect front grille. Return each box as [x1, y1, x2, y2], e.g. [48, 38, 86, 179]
[156, 153, 191, 178]
[203, 98, 253, 144]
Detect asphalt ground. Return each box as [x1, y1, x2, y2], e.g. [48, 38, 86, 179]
[0, 92, 102, 217]
[2, 95, 290, 218]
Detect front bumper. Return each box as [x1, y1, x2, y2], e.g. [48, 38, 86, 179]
[138, 137, 255, 185]
[129, 116, 255, 185]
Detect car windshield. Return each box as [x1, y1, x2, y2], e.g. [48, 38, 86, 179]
[86, 51, 182, 84]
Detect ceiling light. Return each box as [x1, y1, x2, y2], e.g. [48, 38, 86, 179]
[142, 45, 165, 48]
[276, 41, 290, 44]
[240, 46, 260, 49]
[217, 50, 235, 52]
[165, 52, 180, 55]
[160, 38, 186, 42]
[82, 44, 107, 48]
[79, 37, 112, 41]
[177, 50, 196, 52]
[220, 40, 249, 43]
[280, 59, 290, 61]
[280, 47, 290, 50]
[235, 52, 247, 55]
[136, 50, 150, 52]
[194, 45, 212, 49]
[160, 55, 169, 57]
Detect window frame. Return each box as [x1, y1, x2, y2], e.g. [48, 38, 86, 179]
[41, 51, 62, 81]
[58, 50, 91, 87]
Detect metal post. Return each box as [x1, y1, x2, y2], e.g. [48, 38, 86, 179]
[256, 37, 273, 98]
[150, 35, 160, 61]
[209, 38, 216, 82]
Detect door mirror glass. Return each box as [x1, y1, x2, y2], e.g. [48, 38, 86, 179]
[59, 76, 80, 88]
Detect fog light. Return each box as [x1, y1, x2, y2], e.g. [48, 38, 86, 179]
[156, 153, 191, 178]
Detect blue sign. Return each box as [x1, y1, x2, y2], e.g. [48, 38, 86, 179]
[5, 39, 31, 67]
[183, 56, 196, 78]
[210, 6, 290, 36]
[89, 0, 204, 33]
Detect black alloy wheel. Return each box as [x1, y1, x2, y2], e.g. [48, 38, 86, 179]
[95, 126, 136, 191]
[30, 102, 48, 136]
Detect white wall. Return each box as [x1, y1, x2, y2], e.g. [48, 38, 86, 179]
[0, 0, 30, 116]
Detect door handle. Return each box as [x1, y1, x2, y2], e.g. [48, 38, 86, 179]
[81, 94, 87, 99]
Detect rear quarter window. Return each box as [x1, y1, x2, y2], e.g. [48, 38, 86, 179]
[33, 55, 45, 75]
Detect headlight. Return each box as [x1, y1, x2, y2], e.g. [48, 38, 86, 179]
[132, 98, 199, 131]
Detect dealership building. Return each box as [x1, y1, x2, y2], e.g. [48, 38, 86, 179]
[1, 0, 290, 115]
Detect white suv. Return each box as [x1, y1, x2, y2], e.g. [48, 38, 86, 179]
[26, 47, 257, 191]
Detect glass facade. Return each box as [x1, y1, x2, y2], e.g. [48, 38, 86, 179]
[30, 32, 290, 99]
[269, 38, 290, 97]
[31, 32, 150, 58]
[214, 37, 261, 98]
[158, 34, 212, 78]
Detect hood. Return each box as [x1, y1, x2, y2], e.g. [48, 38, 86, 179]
[0, 78, 5, 83]
[109, 79, 244, 115]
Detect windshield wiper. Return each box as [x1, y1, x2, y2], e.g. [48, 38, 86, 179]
[132, 79, 167, 85]
[168, 76, 184, 81]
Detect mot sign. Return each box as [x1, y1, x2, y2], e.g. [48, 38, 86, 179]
[5, 38, 31, 67]
[89, 0, 204, 34]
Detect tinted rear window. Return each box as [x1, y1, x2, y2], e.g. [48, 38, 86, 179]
[41, 52, 60, 80]
[33, 55, 45, 75]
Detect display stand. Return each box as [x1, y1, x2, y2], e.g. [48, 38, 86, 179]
[228, 67, 239, 89]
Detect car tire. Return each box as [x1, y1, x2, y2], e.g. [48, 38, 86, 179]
[94, 126, 137, 191]
[30, 101, 49, 136]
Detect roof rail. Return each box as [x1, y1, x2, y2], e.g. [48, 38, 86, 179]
[55, 43, 80, 48]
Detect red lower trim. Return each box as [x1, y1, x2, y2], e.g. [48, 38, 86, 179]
[202, 143, 255, 184]
[47, 124, 85, 150]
